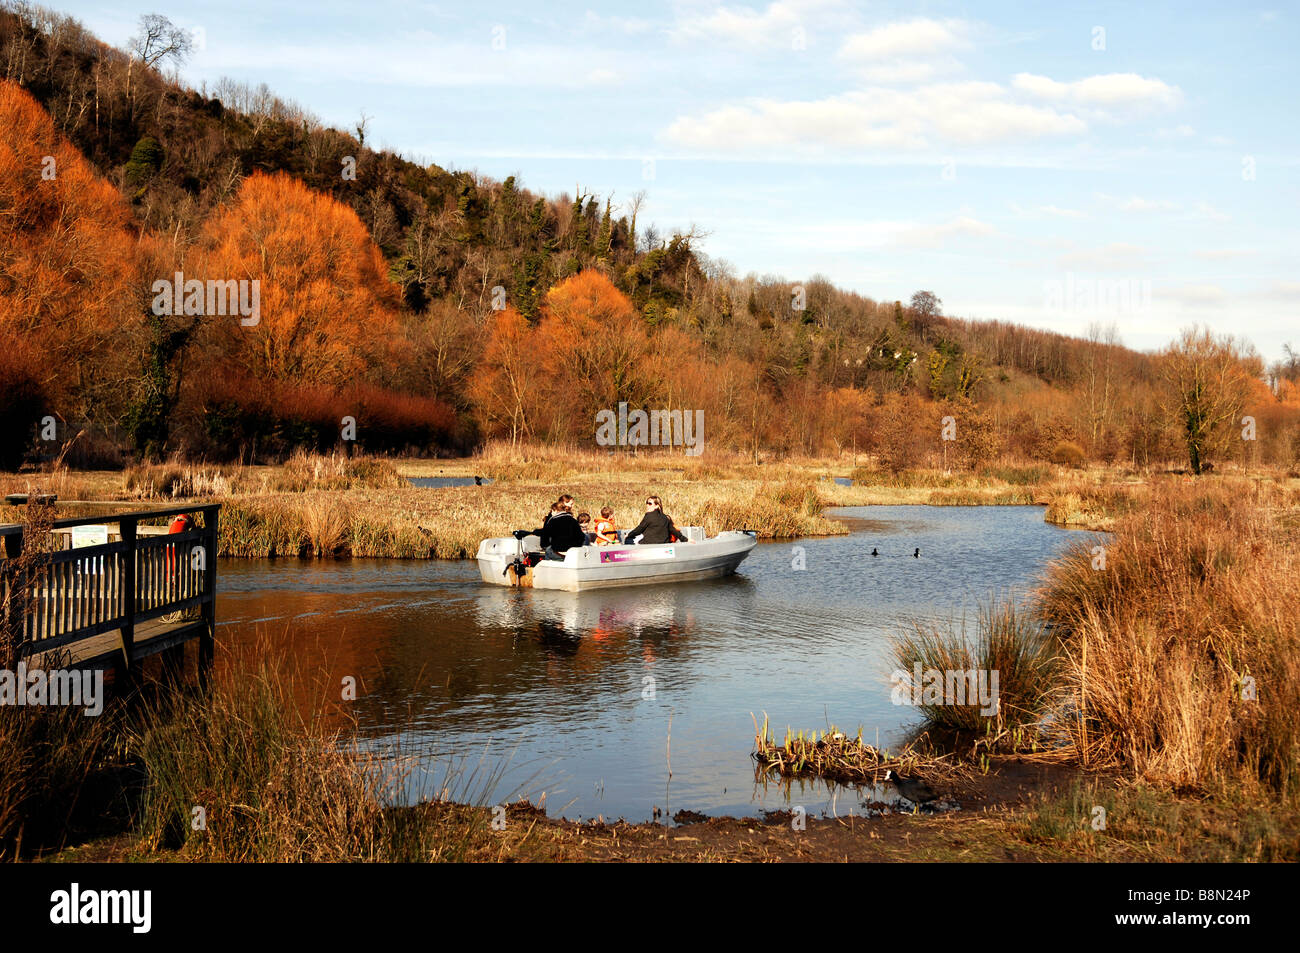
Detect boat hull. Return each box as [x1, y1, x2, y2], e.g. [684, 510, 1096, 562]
[476, 531, 756, 592]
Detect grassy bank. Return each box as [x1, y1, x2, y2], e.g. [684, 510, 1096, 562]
[4, 473, 1298, 862]
[754, 481, 1300, 857]
[4, 450, 1298, 559]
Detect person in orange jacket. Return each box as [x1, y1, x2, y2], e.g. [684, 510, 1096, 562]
[593, 506, 618, 544]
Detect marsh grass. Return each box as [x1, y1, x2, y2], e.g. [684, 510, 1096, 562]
[211, 477, 846, 559]
[301, 496, 350, 556]
[1039, 481, 1300, 797]
[123, 452, 405, 500]
[892, 602, 1062, 741]
[129, 637, 528, 861]
[1021, 776, 1298, 861]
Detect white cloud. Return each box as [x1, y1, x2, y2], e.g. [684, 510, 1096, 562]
[1194, 248, 1256, 260]
[896, 216, 996, 248]
[664, 83, 1086, 153]
[202, 36, 628, 90]
[731, 216, 996, 252]
[836, 18, 969, 84]
[1013, 72, 1182, 109]
[582, 11, 657, 35]
[1166, 283, 1227, 305]
[1011, 202, 1087, 219]
[1119, 195, 1181, 212]
[671, 0, 840, 48]
[1056, 242, 1150, 270]
[839, 18, 967, 60]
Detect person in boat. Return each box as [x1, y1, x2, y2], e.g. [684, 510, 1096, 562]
[531, 501, 562, 536]
[625, 495, 689, 545]
[577, 512, 595, 543]
[593, 506, 618, 545]
[539, 495, 586, 559]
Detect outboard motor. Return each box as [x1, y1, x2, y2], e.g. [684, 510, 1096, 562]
[505, 530, 534, 586]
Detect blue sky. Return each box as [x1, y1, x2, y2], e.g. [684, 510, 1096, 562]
[62, 1, 1299, 361]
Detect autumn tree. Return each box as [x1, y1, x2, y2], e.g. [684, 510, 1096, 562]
[191, 171, 401, 388]
[535, 270, 650, 441]
[909, 290, 943, 343]
[1161, 327, 1258, 474]
[468, 306, 539, 446]
[0, 80, 138, 427]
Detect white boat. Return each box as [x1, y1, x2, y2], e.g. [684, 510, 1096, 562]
[476, 528, 757, 591]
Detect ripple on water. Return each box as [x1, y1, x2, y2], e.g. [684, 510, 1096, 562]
[220, 505, 1104, 821]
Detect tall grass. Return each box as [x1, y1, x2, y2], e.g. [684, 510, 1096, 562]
[123, 452, 404, 500]
[129, 640, 507, 861]
[1038, 482, 1300, 796]
[300, 496, 350, 556]
[213, 478, 847, 559]
[892, 602, 1062, 739]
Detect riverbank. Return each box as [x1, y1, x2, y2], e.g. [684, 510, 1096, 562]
[4, 451, 1296, 556]
[43, 763, 1299, 863]
[4, 477, 1297, 863]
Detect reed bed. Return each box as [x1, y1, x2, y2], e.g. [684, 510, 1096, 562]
[1038, 480, 1300, 797]
[127, 636, 524, 862]
[212, 478, 847, 559]
[131, 646, 403, 860]
[752, 715, 975, 791]
[892, 601, 1063, 739]
[0, 504, 121, 859]
[123, 452, 405, 500]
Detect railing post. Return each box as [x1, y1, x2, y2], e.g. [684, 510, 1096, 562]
[120, 517, 137, 678]
[199, 507, 218, 686]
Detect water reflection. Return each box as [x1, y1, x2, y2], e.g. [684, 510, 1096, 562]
[217, 505, 1101, 822]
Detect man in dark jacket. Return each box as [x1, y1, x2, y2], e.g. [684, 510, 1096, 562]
[625, 495, 690, 545]
[539, 503, 587, 559]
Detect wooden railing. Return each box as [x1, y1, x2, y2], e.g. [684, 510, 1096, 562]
[0, 504, 220, 676]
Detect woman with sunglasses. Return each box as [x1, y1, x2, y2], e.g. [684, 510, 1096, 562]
[624, 494, 689, 545]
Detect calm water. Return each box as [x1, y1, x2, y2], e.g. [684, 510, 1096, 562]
[216, 506, 1096, 821]
[407, 476, 492, 488]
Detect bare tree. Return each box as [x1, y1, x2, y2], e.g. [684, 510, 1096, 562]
[1084, 321, 1120, 443]
[130, 14, 193, 69]
[1161, 326, 1256, 474]
[627, 189, 646, 248]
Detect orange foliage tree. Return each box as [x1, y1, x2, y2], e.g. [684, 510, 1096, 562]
[534, 270, 650, 441]
[0, 80, 138, 423]
[468, 306, 541, 446]
[190, 171, 401, 387]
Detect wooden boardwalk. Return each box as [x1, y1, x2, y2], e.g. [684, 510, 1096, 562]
[1, 503, 219, 679]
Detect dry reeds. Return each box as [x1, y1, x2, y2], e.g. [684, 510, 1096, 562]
[1038, 480, 1300, 797]
[892, 601, 1062, 739]
[129, 638, 504, 861]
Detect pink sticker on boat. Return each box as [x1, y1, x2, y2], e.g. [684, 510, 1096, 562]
[600, 547, 674, 563]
